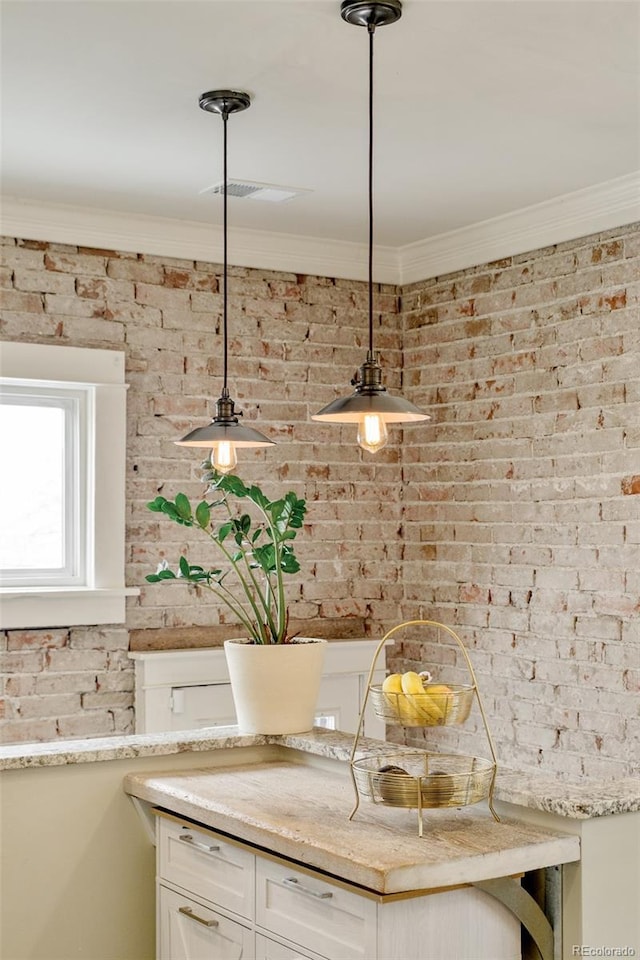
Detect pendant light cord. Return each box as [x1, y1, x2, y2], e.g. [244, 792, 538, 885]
[368, 24, 375, 358]
[222, 107, 229, 397]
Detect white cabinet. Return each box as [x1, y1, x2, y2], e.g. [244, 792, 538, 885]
[159, 886, 252, 960]
[255, 859, 376, 960]
[156, 815, 521, 960]
[130, 641, 386, 738]
[159, 819, 254, 919]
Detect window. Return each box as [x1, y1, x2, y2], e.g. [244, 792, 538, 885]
[0, 385, 87, 586]
[0, 341, 135, 628]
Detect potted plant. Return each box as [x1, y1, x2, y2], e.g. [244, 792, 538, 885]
[145, 468, 326, 734]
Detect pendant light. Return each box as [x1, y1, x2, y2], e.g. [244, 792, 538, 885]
[176, 90, 275, 473]
[312, 0, 429, 453]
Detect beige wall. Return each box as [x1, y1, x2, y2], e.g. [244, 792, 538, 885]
[0, 746, 272, 960]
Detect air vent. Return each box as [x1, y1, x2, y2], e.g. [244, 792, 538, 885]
[201, 180, 309, 203]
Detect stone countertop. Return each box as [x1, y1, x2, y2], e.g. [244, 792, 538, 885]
[124, 757, 580, 896]
[2, 726, 639, 820]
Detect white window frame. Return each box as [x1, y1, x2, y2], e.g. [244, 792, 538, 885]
[0, 341, 137, 628]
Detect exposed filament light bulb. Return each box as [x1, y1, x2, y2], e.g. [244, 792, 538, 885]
[212, 440, 237, 474]
[357, 414, 388, 454]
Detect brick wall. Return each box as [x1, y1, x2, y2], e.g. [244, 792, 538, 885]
[0, 237, 403, 742]
[391, 223, 639, 779]
[1, 224, 638, 779]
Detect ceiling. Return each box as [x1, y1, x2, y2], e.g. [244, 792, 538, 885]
[1, 0, 639, 274]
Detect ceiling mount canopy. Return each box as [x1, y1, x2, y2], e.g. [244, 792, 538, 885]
[340, 0, 402, 29]
[176, 89, 275, 474]
[312, 0, 430, 455]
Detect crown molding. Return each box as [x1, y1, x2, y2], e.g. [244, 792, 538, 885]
[2, 171, 638, 288]
[398, 171, 640, 285]
[0, 196, 400, 285]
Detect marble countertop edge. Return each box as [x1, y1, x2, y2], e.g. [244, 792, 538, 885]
[1, 726, 638, 819]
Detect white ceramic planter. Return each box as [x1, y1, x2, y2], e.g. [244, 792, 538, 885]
[224, 638, 327, 735]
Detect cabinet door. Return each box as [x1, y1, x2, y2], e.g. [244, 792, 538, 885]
[159, 886, 253, 960]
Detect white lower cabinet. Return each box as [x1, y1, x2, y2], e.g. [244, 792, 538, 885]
[156, 816, 520, 960]
[255, 859, 376, 960]
[159, 819, 254, 919]
[159, 886, 253, 960]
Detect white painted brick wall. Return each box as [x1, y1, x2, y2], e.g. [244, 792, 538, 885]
[1, 226, 638, 778]
[396, 223, 640, 779]
[0, 239, 403, 742]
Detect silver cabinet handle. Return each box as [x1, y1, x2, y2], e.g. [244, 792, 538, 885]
[178, 905, 218, 928]
[281, 876, 333, 900]
[179, 833, 220, 854]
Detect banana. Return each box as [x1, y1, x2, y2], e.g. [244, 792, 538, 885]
[402, 671, 444, 722]
[381, 673, 406, 720]
[424, 683, 453, 720]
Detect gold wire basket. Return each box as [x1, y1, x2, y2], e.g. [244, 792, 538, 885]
[349, 619, 500, 836]
[352, 752, 495, 808]
[368, 683, 475, 726]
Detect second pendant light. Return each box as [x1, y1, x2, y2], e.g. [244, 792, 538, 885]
[312, 0, 430, 453]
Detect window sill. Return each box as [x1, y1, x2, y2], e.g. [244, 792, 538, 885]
[0, 587, 140, 629]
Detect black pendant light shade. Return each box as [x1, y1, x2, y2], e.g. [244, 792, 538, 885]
[175, 90, 274, 473]
[312, 0, 429, 454]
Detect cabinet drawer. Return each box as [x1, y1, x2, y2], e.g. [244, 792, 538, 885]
[159, 885, 253, 960]
[255, 859, 376, 960]
[255, 932, 322, 960]
[158, 817, 254, 920]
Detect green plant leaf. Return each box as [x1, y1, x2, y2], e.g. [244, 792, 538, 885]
[174, 493, 192, 521]
[286, 492, 307, 528]
[179, 556, 190, 578]
[218, 474, 249, 498]
[253, 543, 276, 572]
[247, 485, 270, 510]
[217, 521, 233, 543]
[195, 500, 211, 529]
[160, 501, 179, 520]
[269, 492, 306, 535]
[280, 551, 301, 574]
[145, 574, 161, 582]
[147, 496, 168, 512]
[157, 569, 176, 580]
[251, 528, 263, 543]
